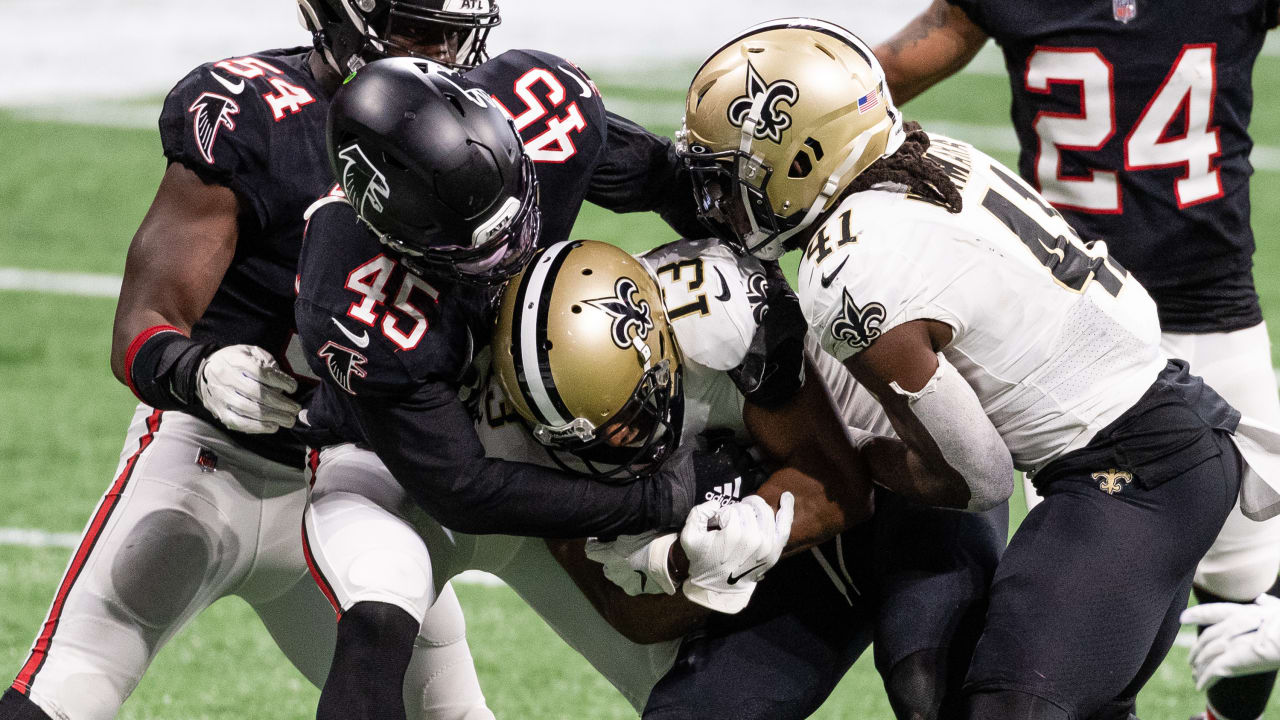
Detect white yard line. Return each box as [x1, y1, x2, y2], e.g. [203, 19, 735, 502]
[0, 268, 121, 297]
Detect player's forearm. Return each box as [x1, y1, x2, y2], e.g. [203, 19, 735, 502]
[873, 0, 988, 104]
[546, 539, 708, 644]
[754, 463, 872, 556]
[858, 435, 971, 508]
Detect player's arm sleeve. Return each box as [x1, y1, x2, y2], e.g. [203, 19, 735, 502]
[157, 66, 271, 230]
[350, 382, 692, 538]
[728, 262, 808, 410]
[585, 111, 706, 239]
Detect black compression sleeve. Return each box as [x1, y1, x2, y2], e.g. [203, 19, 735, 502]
[586, 112, 706, 240]
[125, 327, 217, 411]
[352, 381, 692, 538]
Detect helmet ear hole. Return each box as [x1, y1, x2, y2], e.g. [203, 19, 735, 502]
[789, 151, 812, 179]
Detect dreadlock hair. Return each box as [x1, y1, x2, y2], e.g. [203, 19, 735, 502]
[845, 121, 964, 214]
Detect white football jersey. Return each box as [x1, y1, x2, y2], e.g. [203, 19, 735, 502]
[798, 135, 1167, 473]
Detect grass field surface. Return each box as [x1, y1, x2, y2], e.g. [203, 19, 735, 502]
[2, 55, 1279, 719]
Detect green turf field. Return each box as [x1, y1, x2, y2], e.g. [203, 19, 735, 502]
[2, 58, 1279, 719]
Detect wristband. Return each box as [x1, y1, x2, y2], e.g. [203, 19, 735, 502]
[124, 325, 217, 410]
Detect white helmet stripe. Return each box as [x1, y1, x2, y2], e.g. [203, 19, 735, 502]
[517, 240, 574, 427]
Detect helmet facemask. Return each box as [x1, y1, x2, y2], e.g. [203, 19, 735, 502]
[677, 18, 908, 261]
[300, 0, 500, 75]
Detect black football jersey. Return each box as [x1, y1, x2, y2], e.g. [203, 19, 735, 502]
[946, 0, 1279, 332]
[294, 49, 699, 537]
[158, 46, 332, 464]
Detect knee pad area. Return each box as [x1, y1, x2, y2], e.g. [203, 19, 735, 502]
[965, 689, 1071, 720]
[885, 649, 947, 720]
[109, 508, 220, 628]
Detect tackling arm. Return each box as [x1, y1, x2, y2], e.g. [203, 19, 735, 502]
[743, 356, 876, 555]
[873, 0, 989, 105]
[846, 320, 1013, 511]
[545, 538, 709, 645]
[110, 162, 300, 432]
[110, 161, 237, 384]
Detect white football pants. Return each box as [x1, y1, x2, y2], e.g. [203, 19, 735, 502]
[303, 442, 680, 713]
[10, 404, 490, 720]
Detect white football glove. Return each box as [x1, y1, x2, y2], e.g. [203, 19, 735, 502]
[1181, 594, 1280, 690]
[196, 345, 301, 434]
[680, 492, 794, 614]
[584, 532, 679, 596]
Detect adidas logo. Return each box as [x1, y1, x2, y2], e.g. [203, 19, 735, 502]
[704, 477, 743, 507]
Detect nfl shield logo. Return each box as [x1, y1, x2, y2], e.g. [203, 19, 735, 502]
[1113, 0, 1137, 23]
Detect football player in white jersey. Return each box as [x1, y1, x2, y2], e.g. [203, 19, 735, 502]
[675, 17, 1280, 720]
[303, 238, 1007, 718]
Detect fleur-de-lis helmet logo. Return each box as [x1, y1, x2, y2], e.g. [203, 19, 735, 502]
[727, 61, 800, 145]
[585, 277, 655, 366]
[831, 289, 886, 352]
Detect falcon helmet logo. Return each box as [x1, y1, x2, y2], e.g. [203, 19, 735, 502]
[188, 92, 240, 164]
[585, 277, 655, 366]
[317, 340, 369, 395]
[831, 289, 885, 352]
[336, 143, 391, 219]
[727, 61, 799, 145]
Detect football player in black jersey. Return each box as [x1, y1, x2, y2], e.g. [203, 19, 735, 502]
[874, 3, 1280, 718]
[294, 54, 734, 718]
[0, 3, 504, 720]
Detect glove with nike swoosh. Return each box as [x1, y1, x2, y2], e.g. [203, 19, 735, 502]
[680, 492, 794, 614]
[584, 531, 680, 596]
[197, 345, 301, 434]
[1181, 594, 1280, 690]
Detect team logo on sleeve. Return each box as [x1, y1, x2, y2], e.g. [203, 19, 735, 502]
[585, 277, 655, 364]
[317, 341, 369, 395]
[188, 92, 240, 164]
[831, 289, 885, 352]
[336, 143, 390, 218]
[727, 61, 798, 144]
[745, 272, 769, 324]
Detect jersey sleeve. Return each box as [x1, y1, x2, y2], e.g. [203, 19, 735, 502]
[799, 214, 943, 364]
[943, 0, 990, 33]
[587, 112, 705, 240]
[157, 61, 273, 228]
[646, 239, 763, 371]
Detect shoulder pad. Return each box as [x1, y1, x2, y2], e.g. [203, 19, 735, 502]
[641, 239, 768, 371]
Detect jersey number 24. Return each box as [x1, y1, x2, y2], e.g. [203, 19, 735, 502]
[1026, 44, 1221, 212]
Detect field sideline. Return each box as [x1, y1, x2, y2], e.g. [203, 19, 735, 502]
[2, 58, 1280, 718]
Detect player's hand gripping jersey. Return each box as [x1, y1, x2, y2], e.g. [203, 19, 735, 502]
[945, 0, 1280, 331]
[296, 50, 702, 537]
[800, 135, 1167, 473]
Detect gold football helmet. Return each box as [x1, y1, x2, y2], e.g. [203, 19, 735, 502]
[492, 240, 683, 479]
[678, 18, 906, 260]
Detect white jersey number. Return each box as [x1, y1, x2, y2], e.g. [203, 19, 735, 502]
[1026, 44, 1221, 212]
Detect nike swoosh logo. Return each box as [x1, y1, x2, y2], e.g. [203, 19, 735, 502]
[332, 317, 370, 348]
[726, 562, 767, 586]
[558, 64, 593, 99]
[1038, 237, 1066, 262]
[209, 71, 245, 95]
[820, 256, 849, 288]
[713, 267, 732, 302]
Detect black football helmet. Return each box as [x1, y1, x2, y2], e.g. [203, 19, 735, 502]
[298, 0, 500, 74]
[327, 57, 539, 285]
